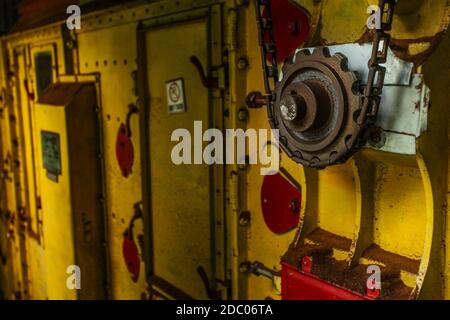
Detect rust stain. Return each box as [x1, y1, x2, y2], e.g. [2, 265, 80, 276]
[390, 31, 446, 66]
[355, 30, 446, 68]
[281, 229, 419, 299]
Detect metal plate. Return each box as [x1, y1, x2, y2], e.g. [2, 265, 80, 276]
[293, 43, 414, 86]
[261, 172, 301, 234]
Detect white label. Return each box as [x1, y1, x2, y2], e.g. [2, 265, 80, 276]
[166, 78, 186, 114]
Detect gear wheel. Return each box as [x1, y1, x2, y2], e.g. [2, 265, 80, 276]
[271, 46, 363, 168]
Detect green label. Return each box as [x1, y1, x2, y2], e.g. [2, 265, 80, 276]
[41, 131, 61, 176]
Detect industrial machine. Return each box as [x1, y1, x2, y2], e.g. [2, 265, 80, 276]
[0, 0, 448, 300]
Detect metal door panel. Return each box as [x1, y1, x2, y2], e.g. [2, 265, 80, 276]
[144, 19, 212, 299]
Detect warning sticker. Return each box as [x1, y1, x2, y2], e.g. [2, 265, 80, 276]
[166, 78, 186, 114]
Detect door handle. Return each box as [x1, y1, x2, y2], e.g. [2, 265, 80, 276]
[190, 56, 218, 89]
[23, 79, 35, 101]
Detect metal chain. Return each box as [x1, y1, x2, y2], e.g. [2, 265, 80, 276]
[253, 0, 278, 118]
[253, 0, 396, 151]
[358, 0, 396, 128]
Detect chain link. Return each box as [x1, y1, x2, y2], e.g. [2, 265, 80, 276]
[254, 0, 278, 119]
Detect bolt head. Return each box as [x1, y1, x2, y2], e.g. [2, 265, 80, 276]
[237, 108, 249, 121]
[239, 263, 249, 273]
[237, 57, 249, 70]
[288, 21, 300, 36]
[280, 102, 297, 121]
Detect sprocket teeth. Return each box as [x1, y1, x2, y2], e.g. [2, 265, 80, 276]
[329, 151, 338, 164]
[333, 53, 349, 71]
[312, 46, 331, 58]
[351, 78, 361, 95]
[295, 49, 311, 61]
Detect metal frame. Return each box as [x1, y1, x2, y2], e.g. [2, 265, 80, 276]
[137, 3, 225, 300]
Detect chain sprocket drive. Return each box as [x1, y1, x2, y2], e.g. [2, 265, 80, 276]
[252, 0, 395, 168]
[272, 47, 362, 168]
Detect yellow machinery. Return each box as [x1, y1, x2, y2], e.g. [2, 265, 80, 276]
[0, 0, 448, 300]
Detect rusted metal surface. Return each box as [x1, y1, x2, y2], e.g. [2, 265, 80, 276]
[363, 244, 420, 275]
[37, 82, 84, 106]
[281, 228, 418, 299]
[390, 31, 446, 66]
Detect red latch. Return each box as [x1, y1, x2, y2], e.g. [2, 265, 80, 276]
[115, 123, 134, 177]
[122, 235, 140, 283]
[261, 172, 301, 234]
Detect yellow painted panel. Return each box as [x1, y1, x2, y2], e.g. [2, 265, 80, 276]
[373, 163, 426, 259]
[320, 0, 367, 43]
[35, 104, 76, 300]
[77, 23, 147, 299]
[317, 162, 358, 240]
